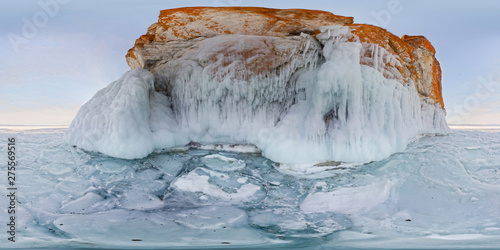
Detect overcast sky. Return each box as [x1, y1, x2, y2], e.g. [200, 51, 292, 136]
[1, 0, 500, 125]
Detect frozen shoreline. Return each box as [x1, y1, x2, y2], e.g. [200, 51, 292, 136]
[1, 128, 499, 249]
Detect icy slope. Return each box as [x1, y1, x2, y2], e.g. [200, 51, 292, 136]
[66, 24, 448, 163]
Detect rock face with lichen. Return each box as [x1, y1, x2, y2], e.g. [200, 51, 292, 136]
[126, 7, 444, 108]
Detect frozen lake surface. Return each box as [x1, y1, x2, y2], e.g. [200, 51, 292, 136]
[1, 128, 500, 249]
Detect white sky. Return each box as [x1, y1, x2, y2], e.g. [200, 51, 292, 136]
[1, 0, 500, 125]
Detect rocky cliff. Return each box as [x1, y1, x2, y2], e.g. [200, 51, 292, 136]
[67, 7, 449, 163]
[126, 7, 444, 108]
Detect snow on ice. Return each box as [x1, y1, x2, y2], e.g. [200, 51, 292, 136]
[1, 127, 500, 248]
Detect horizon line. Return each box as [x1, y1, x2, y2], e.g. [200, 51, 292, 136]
[0, 124, 70, 127]
[2, 124, 500, 127]
[448, 124, 500, 127]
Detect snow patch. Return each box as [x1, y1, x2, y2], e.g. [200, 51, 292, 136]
[171, 169, 261, 202]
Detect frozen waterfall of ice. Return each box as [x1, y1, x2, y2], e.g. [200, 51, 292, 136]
[66, 25, 449, 163]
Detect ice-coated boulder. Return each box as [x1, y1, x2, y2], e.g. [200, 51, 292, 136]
[67, 7, 449, 163]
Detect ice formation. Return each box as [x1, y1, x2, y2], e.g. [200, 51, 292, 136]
[66, 69, 158, 159]
[3, 127, 500, 249]
[66, 7, 449, 164]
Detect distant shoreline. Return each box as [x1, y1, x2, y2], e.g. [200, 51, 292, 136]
[449, 124, 500, 132]
[448, 124, 500, 127]
[1, 124, 499, 132]
[0, 125, 69, 131]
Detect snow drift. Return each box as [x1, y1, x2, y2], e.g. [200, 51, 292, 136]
[66, 7, 449, 164]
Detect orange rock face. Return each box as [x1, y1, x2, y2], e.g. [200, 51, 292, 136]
[402, 35, 443, 108]
[126, 7, 444, 109]
[134, 7, 352, 45]
[347, 25, 444, 108]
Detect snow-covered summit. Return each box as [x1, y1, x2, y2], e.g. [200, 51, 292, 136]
[66, 7, 449, 163]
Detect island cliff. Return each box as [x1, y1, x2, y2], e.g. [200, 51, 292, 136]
[126, 7, 443, 108]
[66, 7, 449, 163]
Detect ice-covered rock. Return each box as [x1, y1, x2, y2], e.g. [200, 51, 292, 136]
[65, 69, 157, 159]
[67, 7, 449, 164]
[126, 7, 444, 108]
